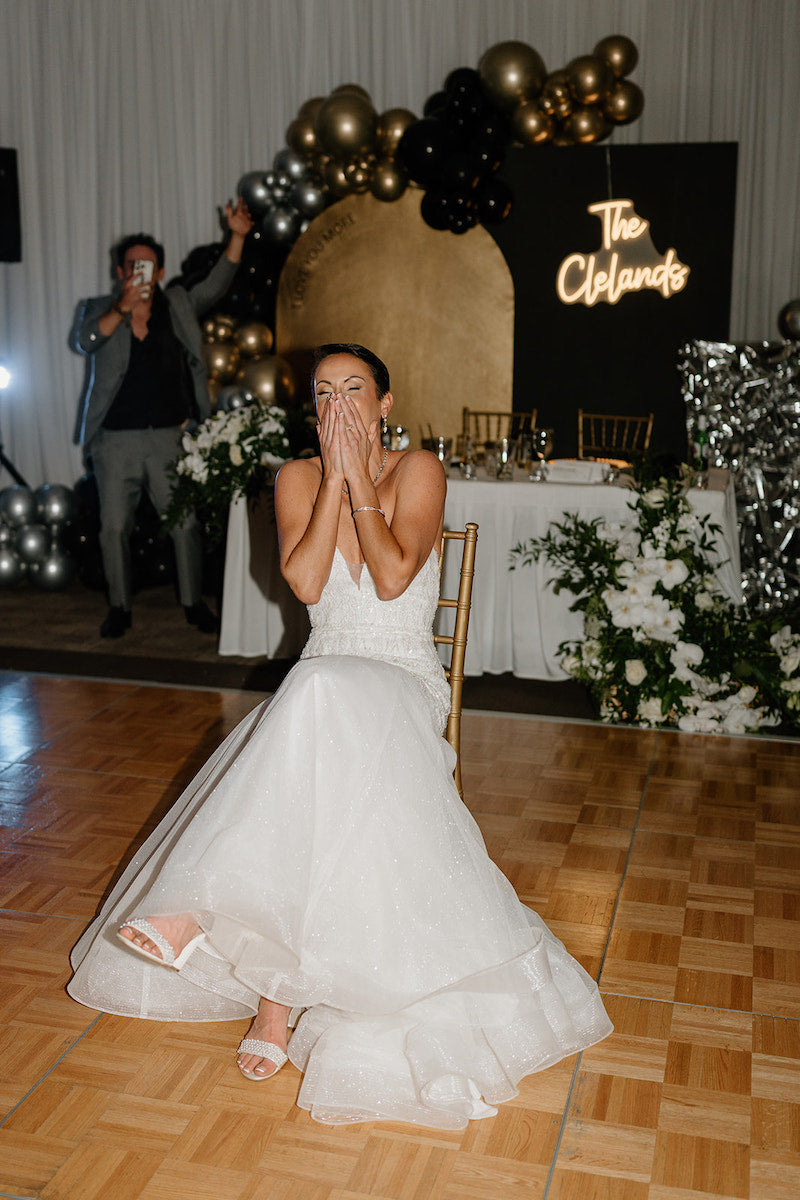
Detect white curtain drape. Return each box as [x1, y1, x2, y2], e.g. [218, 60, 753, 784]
[0, 0, 797, 486]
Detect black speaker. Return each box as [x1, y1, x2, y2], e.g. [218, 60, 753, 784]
[0, 148, 21, 262]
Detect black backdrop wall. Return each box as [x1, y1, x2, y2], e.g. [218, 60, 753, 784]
[489, 143, 738, 461]
[0, 148, 21, 263]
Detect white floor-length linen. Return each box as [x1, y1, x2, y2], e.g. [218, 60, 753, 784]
[1, 0, 799, 486]
[69, 547, 612, 1128]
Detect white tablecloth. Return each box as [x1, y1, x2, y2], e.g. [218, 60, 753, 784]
[219, 469, 741, 681]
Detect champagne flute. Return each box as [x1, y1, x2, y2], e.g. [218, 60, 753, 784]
[530, 427, 553, 481]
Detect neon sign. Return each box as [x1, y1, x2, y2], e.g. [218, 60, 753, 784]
[556, 199, 690, 307]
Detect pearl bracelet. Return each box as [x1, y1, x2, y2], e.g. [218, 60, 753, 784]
[351, 506, 385, 517]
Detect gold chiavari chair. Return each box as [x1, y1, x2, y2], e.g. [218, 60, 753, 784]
[434, 522, 478, 798]
[577, 409, 654, 460]
[462, 408, 538, 457]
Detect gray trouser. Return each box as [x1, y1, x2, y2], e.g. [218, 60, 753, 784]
[91, 426, 202, 609]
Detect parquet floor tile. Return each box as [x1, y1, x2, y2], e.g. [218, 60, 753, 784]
[0, 677, 799, 1199]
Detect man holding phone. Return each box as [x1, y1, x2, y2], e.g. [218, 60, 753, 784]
[74, 199, 252, 638]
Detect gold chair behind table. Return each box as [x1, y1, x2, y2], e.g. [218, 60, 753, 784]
[577, 409, 654, 460]
[434, 522, 478, 799]
[462, 408, 538, 456]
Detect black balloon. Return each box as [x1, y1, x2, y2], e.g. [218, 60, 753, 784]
[441, 151, 482, 192]
[419, 189, 451, 231]
[236, 171, 271, 216]
[423, 91, 447, 119]
[444, 67, 483, 96]
[471, 131, 505, 175]
[477, 177, 513, 224]
[778, 298, 800, 339]
[396, 119, 451, 186]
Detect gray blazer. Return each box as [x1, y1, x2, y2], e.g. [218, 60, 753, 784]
[74, 252, 238, 448]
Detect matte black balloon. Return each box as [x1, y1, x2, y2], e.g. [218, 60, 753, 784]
[419, 189, 451, 231]
[423, 91, 447, 119]
[396, 118, 452, 185]
[441, 151, 482, 192]
[477, 177, 513, 224]
[471, 132, 505, 175]
[444, 67, 483, 97]
[472, 112, 510, 144]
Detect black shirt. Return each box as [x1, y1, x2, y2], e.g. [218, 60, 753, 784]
[102, 290, 192, 430]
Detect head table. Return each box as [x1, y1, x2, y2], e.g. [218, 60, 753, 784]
[218, 467, 741, 682]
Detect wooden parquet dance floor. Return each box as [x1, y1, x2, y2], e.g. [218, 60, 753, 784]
[0, 670, 798, 1200]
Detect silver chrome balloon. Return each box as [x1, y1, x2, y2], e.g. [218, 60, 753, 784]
[0, 546, 25, 585]
[35, 483, 75, 526]
[16, 522, 49, 563]
[273, 147, 307, 181]
[262, 206, 300, 245]
[290, 181, 326, 218]
[28, 546, 76, 590]
[0, 485, 36, 528]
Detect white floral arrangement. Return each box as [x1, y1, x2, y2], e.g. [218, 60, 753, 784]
[510, 473, 800, 734]
[164, 404, 290, 545]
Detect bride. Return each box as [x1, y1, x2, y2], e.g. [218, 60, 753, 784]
[68, 343, 612, 1129]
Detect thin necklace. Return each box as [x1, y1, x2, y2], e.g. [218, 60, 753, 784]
[342, 445, 389, 496]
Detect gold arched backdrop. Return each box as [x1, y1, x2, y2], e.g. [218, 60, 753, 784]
[275, 189, 514, 444]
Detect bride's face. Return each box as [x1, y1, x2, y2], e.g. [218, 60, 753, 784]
[314, 354, 387, 430]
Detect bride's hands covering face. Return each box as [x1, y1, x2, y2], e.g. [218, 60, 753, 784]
[315, 358, 383, 483]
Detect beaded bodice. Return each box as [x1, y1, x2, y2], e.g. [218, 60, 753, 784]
[300, 547, 450, 730]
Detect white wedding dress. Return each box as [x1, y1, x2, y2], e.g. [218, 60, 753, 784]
[68, 546, 612, 1128]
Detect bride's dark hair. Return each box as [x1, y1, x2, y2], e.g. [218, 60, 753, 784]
[311, 343, 390, 399]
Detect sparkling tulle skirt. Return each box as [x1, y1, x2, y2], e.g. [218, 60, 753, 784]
[68, 655, 612, 1128]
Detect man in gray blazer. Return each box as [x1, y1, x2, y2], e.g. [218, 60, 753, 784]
[75, 200, 252, 637]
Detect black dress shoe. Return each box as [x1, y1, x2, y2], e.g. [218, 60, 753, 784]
[100, 607, 132, 638]
[184, 601, 219, 634]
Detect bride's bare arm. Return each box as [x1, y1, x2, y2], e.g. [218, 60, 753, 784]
[275, 392, 348, 602]
[347, 448, 446, 602]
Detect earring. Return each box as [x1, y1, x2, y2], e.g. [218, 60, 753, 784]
[380, 414, 388, 434]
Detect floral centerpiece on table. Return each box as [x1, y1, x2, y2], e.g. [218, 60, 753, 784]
[163, 404, 290, 545]
[510, 471, 800, 733]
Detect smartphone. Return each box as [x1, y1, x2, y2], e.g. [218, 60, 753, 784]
[132, 259, 154, 294]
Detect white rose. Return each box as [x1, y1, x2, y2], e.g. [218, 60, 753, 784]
[229, 443, 244, 466]
[625, 659, 647, 686]
[638, 697, 664, 723]
[696, 591, 714, 610]
[782, 678, 800, 693]
[736, 684, 757, 704]
[642, 487, 667, 507]
[561, 653, 581, 675]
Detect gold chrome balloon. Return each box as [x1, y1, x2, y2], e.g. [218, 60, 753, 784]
[594, 35, 639, 78]
[345, 161, 371, 193]
[298, 96, 325, 119]
[603, 79, 645, 124]
[539, 72, 572, 120]
[202, 314, 237, 343]
[478, 41, 547, 110]
[237, 355, 296, 407]
[511, 102, 554, 144]
[376, 107, 416, 156]
[202, 341, 240, 383]
[332, 82, 372, 102]
[563, 106, 611, 144]
[286, 114, 318, 157]
[234, 321, 274, 358]
[566, 56, 614, 106]
[315, 93, 378, 159]
[369, 159, 408, 202]
[323, 159, 355, 198]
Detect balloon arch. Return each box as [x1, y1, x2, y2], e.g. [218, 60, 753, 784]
[198, 36, 643, 411]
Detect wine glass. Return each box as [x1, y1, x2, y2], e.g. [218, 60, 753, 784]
[530, 427, 553, 481]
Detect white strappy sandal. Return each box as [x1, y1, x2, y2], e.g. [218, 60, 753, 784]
[116, 917, 206, 971]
